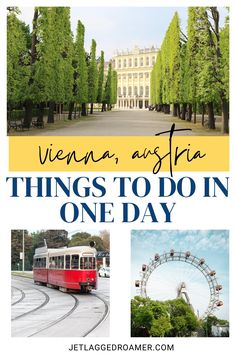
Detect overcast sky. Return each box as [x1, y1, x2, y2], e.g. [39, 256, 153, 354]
[131, 230, 229, 320]
[18, 7, 228, 61]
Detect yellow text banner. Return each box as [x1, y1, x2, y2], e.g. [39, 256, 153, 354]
[9, 136, 229, 172]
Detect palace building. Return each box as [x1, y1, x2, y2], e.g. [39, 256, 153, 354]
[112, 46, 158, 110]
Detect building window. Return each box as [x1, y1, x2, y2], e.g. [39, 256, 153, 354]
[133, 73, 138, 79]
[123, 59, 127, 67]
[146, 57, 149, 66]
[128, 73, 132, 79]
[145, 72, 149, 79]
[123, 87, 127, 96]
[145, 86, 149, 97]
[139, 73, 143, 79]
[123, 74, 126, 80]
[118, 87, 121, 96]
[140, 86, 143, 96]
[128, 86, 132, 96]
[118, 74, 121, 80]
[134, 86, 138, 96]
[152, 56, 156, 65]
[129, 58, 132, 67]
[118, 59, 121, 68]
[140, 57, 143, 66]
[134, 58, 138, 67]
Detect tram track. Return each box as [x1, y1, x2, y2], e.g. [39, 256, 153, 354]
[29, 293, 79, 337]
[11, 287, 50, 321]
[82, 292, 109, 337]
[11, 275, 110, 337]
[11, 286, 26, 306]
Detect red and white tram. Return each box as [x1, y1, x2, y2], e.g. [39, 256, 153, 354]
[33, 242, 97, 292]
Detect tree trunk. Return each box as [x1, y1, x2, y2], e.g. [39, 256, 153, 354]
[207, 102, 215, 129]
[177, 103, 181, 118]
[47, 101, 55, 123]
[187, 103, 192, 121]
[81, 103, 87, 116]
[181, 103, 187, 120]
[37, 102, 44, 123]
[173, 103, 178, 117]
[90, 103, 94, 114]
[193, 102, 197, 124]
[68, 102, 74, 120]
[24, 100, 33, 128]
[201, 103, 205, 126]
[164, 104, 170, 114]
[222, 98, 229, 134]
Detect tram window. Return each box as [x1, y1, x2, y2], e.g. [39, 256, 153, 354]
[55, 257, 58, 268]
[71, 255, 79, 269]
[65, 255, 70, 269]
[80, 257, 95, 270]
[50, 257, 55, 269]
[58, 256, 64, 269]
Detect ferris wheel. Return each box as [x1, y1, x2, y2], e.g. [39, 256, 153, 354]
[135, 249, 223, 319]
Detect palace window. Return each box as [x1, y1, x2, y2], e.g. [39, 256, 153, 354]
[140, 86, 143, 96]
[123, 59, 127, 67]
[134, 58, 138, 67]
[134, 86, 138, 96]
[139, 73, 143, 79]
[145, 72, 149, 79]
[123, 86, 127, 96]
[145, 86, 149, 97]
[152, 56, 156, 65]
[140, 57, 144, 66]
[146, 56, 149, 66]
[129, 58, 132, 67]
[118, 87, 121, 96]
[128, 86, 132, 96]
[118, 59, 121, 68]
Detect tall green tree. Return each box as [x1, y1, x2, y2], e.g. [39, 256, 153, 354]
[195, 7, 219, 129]
[111, 70, 118, 106]
[32, 7, 73, 123]
[219, 15, 229, 133]
[11, 230, 32, 270]
[97, 50, 105, 109]
[102, 62, 112, 111]
[88, 39, 98, 114]
[75, 20, 88, 116]
[168, 12, 182, 117]
[7, 8, 30, 121]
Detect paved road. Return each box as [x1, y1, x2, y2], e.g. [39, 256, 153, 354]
[35, 110, 221, 136]
[11, 275, 109, 337]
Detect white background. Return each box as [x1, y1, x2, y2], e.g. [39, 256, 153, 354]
[1, 0, 235, 353]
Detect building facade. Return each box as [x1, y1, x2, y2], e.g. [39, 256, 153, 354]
[112, 46, 158, 110]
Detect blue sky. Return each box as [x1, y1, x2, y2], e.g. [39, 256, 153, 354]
[18, 7, 228, 60]
[131, 230, 229, 320]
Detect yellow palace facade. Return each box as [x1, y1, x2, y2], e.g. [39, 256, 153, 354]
[112, 46, 158, 110]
